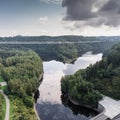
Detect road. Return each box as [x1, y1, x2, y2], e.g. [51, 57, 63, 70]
[0, 83, 10, 120]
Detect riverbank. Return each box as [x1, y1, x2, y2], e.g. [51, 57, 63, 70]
[68, 94, 120, 120]
[39, 72, 44, 83]
[33, 72, 43, 120]
[68, 94, 106, 120]
[68, 94, 97, 109]
[34, 104, 40, 120]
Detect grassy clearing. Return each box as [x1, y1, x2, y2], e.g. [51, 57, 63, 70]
[0, 76, 4, 82]
[2, 85, 7, 91]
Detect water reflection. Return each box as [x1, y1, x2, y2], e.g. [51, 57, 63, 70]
[36, 52, 102, 120]
[34, 90, 40, 103]
[61, 94, 98, 118]
[63, 52, 102, 75]
[36, 102, 90, 120]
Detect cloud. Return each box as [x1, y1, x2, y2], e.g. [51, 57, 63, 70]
[39, 16, 48, 24]
[61, 20, 76, 31]
[41, 29, 49, 34]
[40, 0, 62, 5]
[62, 0, 120, 27]
[62, 0, 96, 20]
[100, 0, 120, 26]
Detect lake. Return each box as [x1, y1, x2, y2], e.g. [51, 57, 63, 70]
[36, 52, 102, 120]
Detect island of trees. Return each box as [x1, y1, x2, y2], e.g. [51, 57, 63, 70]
[0, 49, 43, 120]
[61, 43, 120, 108]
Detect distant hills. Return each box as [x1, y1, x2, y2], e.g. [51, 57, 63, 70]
[0, 35, 120, 63]
[0, 35, 120, 42]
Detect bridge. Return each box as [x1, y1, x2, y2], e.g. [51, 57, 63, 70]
[91, 96, 120, 120]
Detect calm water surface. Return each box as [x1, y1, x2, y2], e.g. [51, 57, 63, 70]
[36, 52, 102, 120]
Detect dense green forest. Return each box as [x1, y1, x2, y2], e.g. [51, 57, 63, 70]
[0, 36, 119, 63]
[61, 74, 102, 108]
[0, 42, 116, 63]
[0, 35, 120, 42]
[0, 49, 43, 120]
[61, 43, 120, 108]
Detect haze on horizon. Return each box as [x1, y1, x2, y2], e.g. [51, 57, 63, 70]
[1, 0, 120, 37]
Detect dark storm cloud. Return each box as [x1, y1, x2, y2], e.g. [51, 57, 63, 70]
[62, 0, 120, 27]
[100, 0, 120, 26]
[101, 0, 120, 12]
[62, 0, 96, 20]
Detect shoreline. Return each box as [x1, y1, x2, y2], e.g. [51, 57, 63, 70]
[68, 94, 98, 111]
[68, 94, 107, 120]
[39, 72, 44, 84]
[34, 103, 40, 120]
[34, 72, 43, 120]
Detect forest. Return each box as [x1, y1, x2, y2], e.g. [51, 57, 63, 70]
[61, 43, 120, 108]
[0, 36, 120, 119]
[0, 36, 119, 63]
[0, 49, 43, 120]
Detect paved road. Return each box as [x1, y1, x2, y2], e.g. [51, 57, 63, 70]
[0, 90, 10, 120]
[91, 113, 108, 120]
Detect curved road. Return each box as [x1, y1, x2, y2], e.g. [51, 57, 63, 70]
[0, 90, 10, 120]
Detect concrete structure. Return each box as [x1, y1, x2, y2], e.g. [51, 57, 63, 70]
[91, 96, 120, 120]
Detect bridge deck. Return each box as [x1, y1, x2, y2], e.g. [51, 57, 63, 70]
[91, 113, 108, 120]
[99, 96, 120, 119]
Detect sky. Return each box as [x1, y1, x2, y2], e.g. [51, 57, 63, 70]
[0, 0, 120, 36]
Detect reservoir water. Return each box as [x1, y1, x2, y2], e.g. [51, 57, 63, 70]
[36, 52, 102, 120]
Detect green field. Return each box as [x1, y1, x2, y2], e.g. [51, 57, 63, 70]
[0, 76, 4, 82]
[2, 85, 8, 92]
